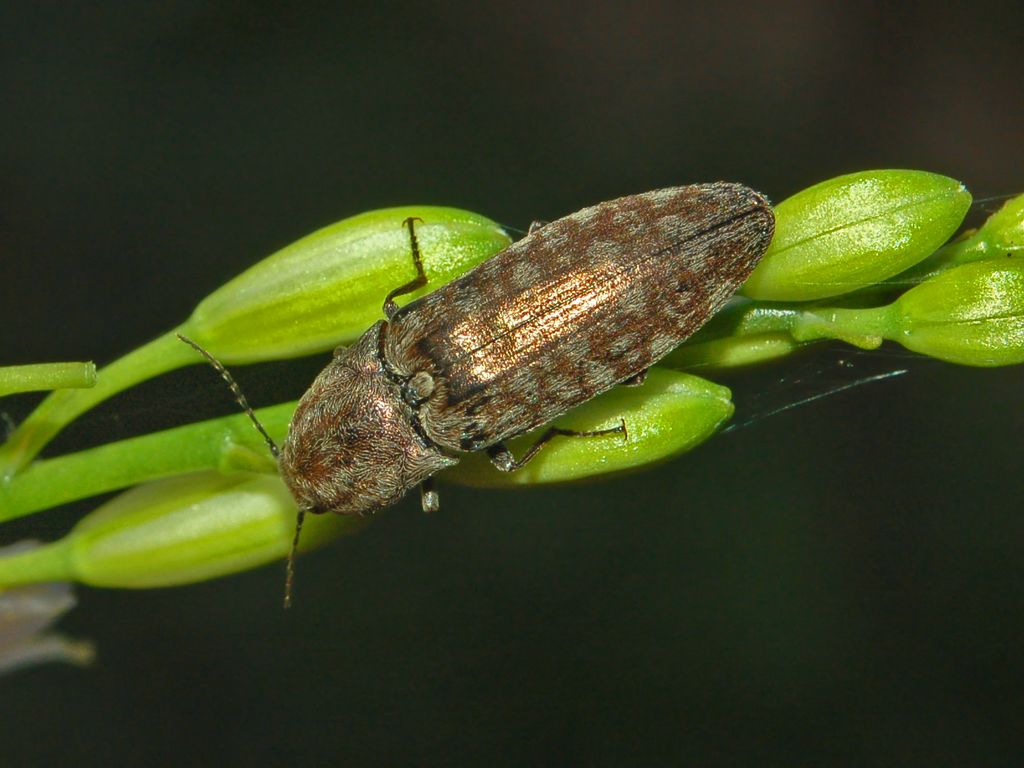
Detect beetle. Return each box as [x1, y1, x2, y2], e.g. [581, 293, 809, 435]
[181, 183, 775, 604]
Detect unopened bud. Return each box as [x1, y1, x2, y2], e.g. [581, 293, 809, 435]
[890, 260, 1024, 366]
[448, 368, 734, 487]
[0, 472, 362, 588]
[743, 170, 971, 301]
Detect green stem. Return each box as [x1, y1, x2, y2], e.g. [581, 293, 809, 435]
[662, 301, 809, 370]
[689, 300, 807, 340]
[0, 402, 294, 522]
[665, 297, 904, 370]
[791, 305, 895, 348]
[0, 362, 97, 396]
[0, 539, 74, 585]
[664, 332, 805, 370]
[0, 330, 196, 481]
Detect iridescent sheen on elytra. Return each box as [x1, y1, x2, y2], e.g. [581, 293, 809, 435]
[279, 184, 775, 515]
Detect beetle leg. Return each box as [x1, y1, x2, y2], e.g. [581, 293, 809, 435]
[383, 216, 430, 320]
[487, 419, 628, 472]
[527, 219, 549, 234]
[620, 369, 648, 387]
[420, 476, 440, 513]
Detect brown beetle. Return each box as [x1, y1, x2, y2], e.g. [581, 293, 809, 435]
[183, 183, 775, 604]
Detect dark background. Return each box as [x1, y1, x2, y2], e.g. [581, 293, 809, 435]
[4, 2, 1024, 765]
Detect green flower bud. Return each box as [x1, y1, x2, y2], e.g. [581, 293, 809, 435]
[184, 207, 510, 362]
[742, 170, 971, 301]
[888, 260, 1024, 366]
[914, 192, 1024, 275]
[1, 207, 510, 478]
[790, 261, 1024, 366]
[0, 472, 363, 589]
[981, 193, 1024, 255]
[447, 368, 733, 487]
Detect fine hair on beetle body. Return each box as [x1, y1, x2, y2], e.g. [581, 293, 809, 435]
[182, 183, 775, 605]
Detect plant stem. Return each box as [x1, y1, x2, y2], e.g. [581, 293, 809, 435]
[0, 330, 196, 481]
[0, 362, 97, 397]
[0, 539, 73, 585]
[0, 402, 294, 523]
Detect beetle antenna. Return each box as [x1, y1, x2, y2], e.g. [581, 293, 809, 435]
[283, 507, 306, 609]
[177, 334, 305, 608]
[176, 334, 280, 459]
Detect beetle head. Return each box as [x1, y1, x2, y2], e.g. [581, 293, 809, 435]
[279, 323, 456, 516]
